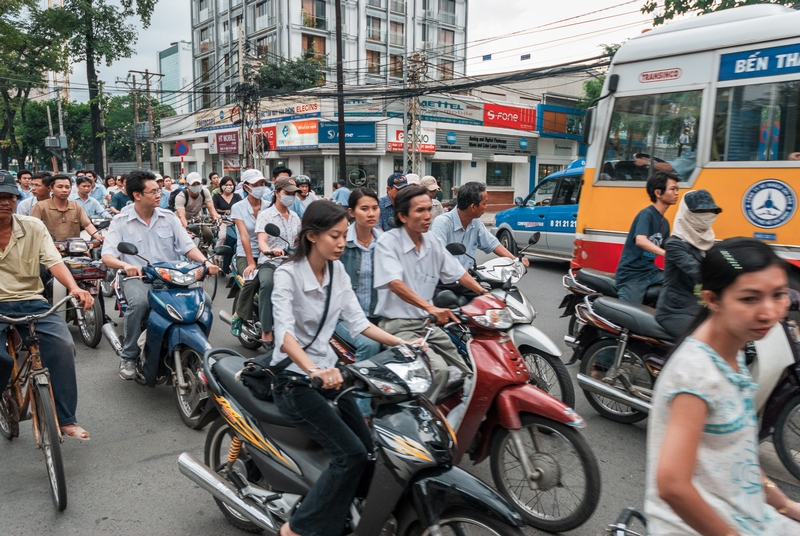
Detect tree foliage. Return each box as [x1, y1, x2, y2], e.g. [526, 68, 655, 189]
[104, 94, 174, 163]
[259, 51, 327, 93]
[578, 44, 622, 110]
[642, 0, 800, 25]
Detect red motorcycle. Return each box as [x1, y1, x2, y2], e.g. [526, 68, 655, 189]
[433, 289, 601, 533]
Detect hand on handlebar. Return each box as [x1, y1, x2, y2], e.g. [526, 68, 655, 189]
[122, 263, 142, 277]
[309, 367, 343, 390]
[69, 287, 94, 311]
[205, 261, 221, 276]
[427, 306, 460, 325]
[270, 248, 285, 258]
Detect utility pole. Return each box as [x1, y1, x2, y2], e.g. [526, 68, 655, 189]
[129, 69, 164, 171]
[239, 25, 248, 170]
[334, 0, 346, 186]
[132, 75, 142, 169]
[406, 53, 426, 176]
[46, 105, 59, 173]
[56, 87, 68, 171]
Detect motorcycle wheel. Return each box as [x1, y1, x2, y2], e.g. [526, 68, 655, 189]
[172, 346, 210, 429]
[202, 270, 218, 301]
[231, 294, 263, 350]
[489, 414, 601, 533]
[773, 394, 800, 481]
[79, 299, 104, 348]
[403, 508, 525, 536]
[519, 347, 575, 408]
[204, 418, 263, 533]
[580, 339, 650, 424]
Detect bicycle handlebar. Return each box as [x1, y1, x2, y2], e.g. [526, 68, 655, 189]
[0, 296, 79, 325]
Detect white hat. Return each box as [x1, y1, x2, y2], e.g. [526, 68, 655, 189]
[241, 168, 266, 184]
[420, 176, 440, 191]
[406, 173, 420, 186]
[185, 172, 202, 185]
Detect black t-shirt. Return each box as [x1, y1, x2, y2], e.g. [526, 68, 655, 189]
[213, 192, 242, 214]
[615, 205, 670, 283]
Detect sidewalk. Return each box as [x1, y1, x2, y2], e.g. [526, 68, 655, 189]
[481, 211, 498, 227]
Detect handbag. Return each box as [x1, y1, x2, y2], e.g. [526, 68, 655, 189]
[238, 260, 333, 400]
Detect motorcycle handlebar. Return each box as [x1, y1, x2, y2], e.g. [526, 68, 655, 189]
[0, 295, 78, 325]
[310, 368, 355, 389]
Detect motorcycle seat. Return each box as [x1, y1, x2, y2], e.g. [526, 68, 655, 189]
[576, 270, 618, 297]
[212, 355, 293, 427]
[593, 297, 674, 342]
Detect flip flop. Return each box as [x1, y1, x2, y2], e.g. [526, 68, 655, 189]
[60, 424, 90, 441]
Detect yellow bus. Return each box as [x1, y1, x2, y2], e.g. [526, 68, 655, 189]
[577, 4, 800, 285]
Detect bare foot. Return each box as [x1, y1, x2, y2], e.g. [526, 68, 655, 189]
[61, 424, 90, 441]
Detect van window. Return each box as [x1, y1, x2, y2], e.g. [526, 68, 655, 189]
[526, 180, 557, 207]
[712, 81, 800, 162]
[552, 176, 581, 206]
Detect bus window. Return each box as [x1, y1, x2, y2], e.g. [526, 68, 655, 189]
[712, 81, 800, 162]
[599, 90, 702, 182]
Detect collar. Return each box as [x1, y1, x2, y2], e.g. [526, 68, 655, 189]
[346, 223, 379, 249]
[11, 215, 26, 239]
[397, 226, 428, 254]
[451, 208, 473, 232]
[300, 258, 331, 292]
[44, 199, 75, 212]
[379, 196, 393, 207]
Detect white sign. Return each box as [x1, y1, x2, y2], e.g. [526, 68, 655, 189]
[387, 126, 436, 153]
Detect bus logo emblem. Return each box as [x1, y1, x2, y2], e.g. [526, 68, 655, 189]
[639, 68, 682, 83]
[743, 179, 796, 229]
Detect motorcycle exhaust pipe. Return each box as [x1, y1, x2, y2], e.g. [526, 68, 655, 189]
[178, 453, 276, 532]
[218, 310, 233, 325]
[576, 373, 651, 414]
[101, 323, 123, 356]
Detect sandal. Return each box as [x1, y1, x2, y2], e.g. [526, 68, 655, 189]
[61, 424, 90, 441]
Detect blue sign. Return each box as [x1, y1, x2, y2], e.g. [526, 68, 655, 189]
[446, 132, 458, 145]
[719, 43, 800, 81]
[519, 138, 528, 150]
[521, 54, 531, 61]
[754, 232, 777, 241]
[174, 142, 189, 156]
[317, 122, 376, 148]
[742, 179, 796, 229]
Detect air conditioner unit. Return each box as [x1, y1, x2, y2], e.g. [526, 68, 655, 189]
[341, 24, 348, 34]
[424, 41, 434, 49]
[44, 136, 60, 149]
[425, 9, 435, 18]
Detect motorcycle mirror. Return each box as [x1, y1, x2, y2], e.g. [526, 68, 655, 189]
[529, 232, 541, 245]
[433, 290, 460, 309]
[117, 242, 139, 256]
[95, 220, 111, 230]
[446, 243, 467, 256]
[214, 245, 233, 256]
[264, 223, 281, 237]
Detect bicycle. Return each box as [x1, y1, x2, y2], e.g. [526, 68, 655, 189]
[0, 295, 83, 511]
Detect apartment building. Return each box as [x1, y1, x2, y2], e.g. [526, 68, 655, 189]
[158, 41, 194, 116]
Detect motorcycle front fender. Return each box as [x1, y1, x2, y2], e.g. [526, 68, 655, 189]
[166, 323, 214, 357]
[509, 324, 561, 358]
[143, 320, 212, 387]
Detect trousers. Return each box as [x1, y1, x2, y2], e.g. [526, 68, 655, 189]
[120, 277, 150, 361]
[234, 257, 277, 334]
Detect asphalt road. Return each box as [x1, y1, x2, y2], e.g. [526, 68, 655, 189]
[1, 256, 798, 536]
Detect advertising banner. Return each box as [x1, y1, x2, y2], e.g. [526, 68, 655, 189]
[318, 122, 376, 148]
[387, 125, 437, 153]
[483, 103, 536, 131]
[276, 120, 319, 150]
[222, 154, 240, 170]
[216, 131, 239, 154]
[436, 130, 535, 158]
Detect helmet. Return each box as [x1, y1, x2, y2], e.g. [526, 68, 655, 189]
[293, 175, 311, 186]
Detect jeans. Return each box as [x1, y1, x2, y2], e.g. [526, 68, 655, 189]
[121, 277, 149, 361]
[379, 318, 471, 403]
[273, 374, 373, 536]
[616, 271, 664, 305]
[334, 319, 380, 416]
[0, 300, 79, 426]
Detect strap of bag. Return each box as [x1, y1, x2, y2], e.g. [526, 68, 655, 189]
[270, 260, 334, 373]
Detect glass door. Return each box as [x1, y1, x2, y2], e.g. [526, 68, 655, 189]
[430, 161, 455, 200]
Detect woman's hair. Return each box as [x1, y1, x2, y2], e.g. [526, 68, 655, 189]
[348, 187, 379, 209]
[105, 176, 115, 187]
[288, 200, 348, 263]
[219, 176, 235, 188]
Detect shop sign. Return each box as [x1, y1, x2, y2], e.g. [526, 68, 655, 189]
[483, 103, 536, 131]
[195, 98, 321, 132]
[387, 126, 437, 153]
[435, 130, 536, 159]
[215, 131, 239, 154]
[387, 98, 484, 125]
[335, 99, 386, 117]
[276, 119, 319, 150]
[318, 122, 377, 149]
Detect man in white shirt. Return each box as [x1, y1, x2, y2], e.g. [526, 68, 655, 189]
[374, 185, 485, 402]
[72, 176, 111, 219]
[295, 175, 318, 208]
[16, 172, 52, 216]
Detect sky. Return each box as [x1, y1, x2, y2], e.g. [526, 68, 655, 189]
[67, 0, 660, 102]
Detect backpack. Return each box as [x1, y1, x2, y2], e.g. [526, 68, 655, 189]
[167, 189, 189, 212]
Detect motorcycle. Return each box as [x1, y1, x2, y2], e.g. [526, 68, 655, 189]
[101, 241, 232, 429]
[444, 233, 575, 408]
[178, 338, 527, 535]
[81, 218, 115, 297]
[432, 288, 601, 533]
[569, 291, 800, 479]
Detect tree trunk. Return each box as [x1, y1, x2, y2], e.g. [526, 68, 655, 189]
[86, 31, 104, 174]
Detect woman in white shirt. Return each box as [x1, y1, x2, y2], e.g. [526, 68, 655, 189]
[270, 200, 414, 536]
[645, 238, 800, 535]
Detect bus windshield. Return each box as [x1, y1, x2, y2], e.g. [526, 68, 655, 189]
[599, 90, 702, 182]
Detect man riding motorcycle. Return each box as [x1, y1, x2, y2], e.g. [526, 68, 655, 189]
[101, 170, 220, 381]
[174, 172, 221, 228]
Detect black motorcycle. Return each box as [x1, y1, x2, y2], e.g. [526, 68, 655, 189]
[179, 338, 527, 535]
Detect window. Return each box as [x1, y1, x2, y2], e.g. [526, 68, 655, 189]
[438, 60, 454, 80]
[233, 15, 243, 37]
[542, 110, 583, 136]
[600, 90, 702, 182]
[439, 0, 456, 25]
[367, 17, 383, 42]
[538, 163, 562, 181]
[390, 54, 403, 78]
[256, 35, 275, 58]
[301, 0, 327, 30]
[390, 0, 405, 13]
[199, 27, 212, 53]
[527, 179, 556, 207]
[202, 87, 212, 109]
[302, 157, 325, 195]
[199, 0, 208, 10]
[224, 85, 231, 105]
[439, 29, 454, 56]
[713, 81, 800, 162]
[367, 0, 385, 7]
[302, 34, 325, 59]
[367, 50, 381, 74]
[552, 176, 581, 206]
[257, 0, 269, 16]
[390, 22, 404, 47]
[334, 157, 380, 190]
[487, 163, 512, 187]
[200, 57, 212, 82]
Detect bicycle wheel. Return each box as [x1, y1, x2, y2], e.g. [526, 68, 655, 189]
[0, 391, 19, 439]
[34, 382, 67, 511]
[202, 270, 218, 301]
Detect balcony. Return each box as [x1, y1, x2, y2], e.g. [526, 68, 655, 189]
[439, 11, 456, 25]
[302, 10, 327, 30]
[255, 14, 276, 31]
[441, 43, 454, 56]
[201, 70, 212, 83]
[367, 0, 385, 7]
[195, 7, 211, 23]
[390, 0, 405, 13]
[198, 39, 213, 54]
[389, 32, 404, 47]
[366, 28, 386, 42]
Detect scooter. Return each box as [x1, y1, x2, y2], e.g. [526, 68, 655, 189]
[432, 288, 601, 533]
[445, 233, 575, 408]
[101, 241, 232, 430]
[179, 340, 527, 535]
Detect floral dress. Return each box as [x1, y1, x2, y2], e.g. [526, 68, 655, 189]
[644, 338, 800, 535]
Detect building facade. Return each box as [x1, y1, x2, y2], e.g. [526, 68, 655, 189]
[190, 0, 468, 111]
[158, 41, 194, 116]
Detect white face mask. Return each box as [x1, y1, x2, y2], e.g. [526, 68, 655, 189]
[222, 185, 234, 193]
[279, 194, 295, 208]
[189, 185, 202, 194]
[249, 186, 266, 199]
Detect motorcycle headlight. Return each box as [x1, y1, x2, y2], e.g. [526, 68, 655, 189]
[473, 308, 513, 330]
[368, 378, 408, 396]
[68, 240, 89, 253]
[500, 262, 525, 285]
[157, 267, 202, 286]
[385, 356, 433, 395]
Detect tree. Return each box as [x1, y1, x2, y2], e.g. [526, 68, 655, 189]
[63, 0, 157, 173]
[259, 50, 327, 93]
[103, 94, 174, 164]
[642, 0, 800, 25]
[17, 99, 91, 170]
[577, 44, 622, 109]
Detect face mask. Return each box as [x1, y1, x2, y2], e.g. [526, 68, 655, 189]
[189, 185, 202, 194]
[279, 194, 295, 208]
[249, 186, 266, 199]
[222, 185, 234, 193]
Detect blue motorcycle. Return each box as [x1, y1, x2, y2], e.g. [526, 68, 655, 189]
[101, 241, 232, 429]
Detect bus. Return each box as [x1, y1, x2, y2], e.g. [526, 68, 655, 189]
[577, 4, 800, 286]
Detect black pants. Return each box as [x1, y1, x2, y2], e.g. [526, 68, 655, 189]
[273, 374, 374, 536]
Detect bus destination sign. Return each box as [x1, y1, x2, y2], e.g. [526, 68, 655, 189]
[719, 42, 800, 81]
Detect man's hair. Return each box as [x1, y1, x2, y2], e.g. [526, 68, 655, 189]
[163, 175, 171, 180]
[394, 186, 429, 227]
[457, 181, 486, 211]
[50, 174, 72, 187]
[126, 170, 157, 198]
[17, 169, 31, 179]
[209, 172, 219, 179]
[272, 166, 292, 179]
[337, 179, 346, 187]
[646, 171, 679, 203]
[75, 176, 93, 186]
[118, 173, 129, 184]
[30, 171, 49, 184]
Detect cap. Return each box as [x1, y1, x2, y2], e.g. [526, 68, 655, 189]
[684, 189, 722, 213]
[241, 168, 266, 185]
[274, 177, 299, 193]
[153, 172, 164, 182]
[186, 172, 202, 185]
[406, 173, 420, 186]
[293, 174, 311, 185]
[179, 178, 185, 185]
[420, 176, 440, 191]
[0, 173, 20, 197]
[387, 172, 408, 189]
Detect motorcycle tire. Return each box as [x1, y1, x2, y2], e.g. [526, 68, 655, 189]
[489, 414, 601, 533]
[172, 346, 211, 429]
[773, 394, 800, 481]
[231, 294, 262, 350]
[79, 299, 104, 348]
[400, 507, 524, 536]
[519, 347, 575, 408]
[580, 339, 650, 424]
[204, 418, 263, 533]
[202, 270, 218, 301]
